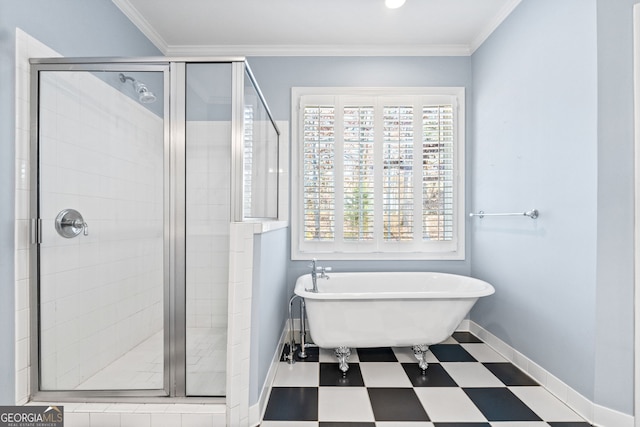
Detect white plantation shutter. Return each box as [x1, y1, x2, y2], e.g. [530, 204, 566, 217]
[343, 106, 375, 241]
[303, 106, 335, 241]
[383, 105, 414, 241]
[423, 104, 454, 241]
[293, 88, 464, 260]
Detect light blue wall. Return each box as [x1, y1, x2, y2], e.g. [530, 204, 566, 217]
[471, 0, 637, 415]
[249, 228, 288, 406]
[248, 56, 474, 296]
[0, 0, 161, 404]
[594, 0, 639, 414]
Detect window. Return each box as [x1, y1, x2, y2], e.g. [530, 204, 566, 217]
[292, 87, 465, 260]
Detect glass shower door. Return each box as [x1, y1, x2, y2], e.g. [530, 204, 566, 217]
[184, 63, 232, 396]
[36, 68, 167, 391]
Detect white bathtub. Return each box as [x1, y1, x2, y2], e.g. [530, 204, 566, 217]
[294, 271, 494, 371]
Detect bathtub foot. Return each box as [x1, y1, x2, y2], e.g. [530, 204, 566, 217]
[412, 344, 429, 373]
[334, 346, 351, 376]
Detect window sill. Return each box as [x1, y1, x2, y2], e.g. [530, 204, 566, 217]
[291, 250, 465, 261]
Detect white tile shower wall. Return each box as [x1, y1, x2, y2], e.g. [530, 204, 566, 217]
[227, 222, 257, 427]
[186, 121, 230, 331]
[37, 69, 164, 390]
[15, 28, 62, 404]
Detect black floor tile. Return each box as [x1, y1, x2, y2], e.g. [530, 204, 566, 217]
[356, 347, 398, 362]
[266, 339, 591, 425]
[483, 362, 539, 386]
[402, 363, 458, 387]
[280, 344, 319, 362]
[319, 423, 376, 427]
[433, 423, 491, 427]
[547, 423, 594, 427]
[320, 362, 365, 386]
[452, 332, 483, 343]
[463, 387, 542, 422]
[263, 387, 318, 421]
[430, 344, 477, 362]
[367, 388, 429, 421]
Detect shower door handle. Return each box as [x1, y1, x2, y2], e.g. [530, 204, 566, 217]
[55, 209, 88, 238]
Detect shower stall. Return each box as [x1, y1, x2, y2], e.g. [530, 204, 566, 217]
[28, 58, 279, 399]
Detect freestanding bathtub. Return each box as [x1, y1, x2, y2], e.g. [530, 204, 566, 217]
[294, 271, 495, 373]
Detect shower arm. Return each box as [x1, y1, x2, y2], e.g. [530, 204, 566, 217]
[119, 73, 135, 84]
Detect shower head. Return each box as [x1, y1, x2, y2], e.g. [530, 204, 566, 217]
[119, 73, 157, 104]
[134, 81, 157, 104]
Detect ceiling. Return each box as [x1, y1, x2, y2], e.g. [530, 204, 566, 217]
[112, 0, 522, 56]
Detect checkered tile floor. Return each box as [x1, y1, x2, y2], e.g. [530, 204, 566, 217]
[261, 332, 592, 426]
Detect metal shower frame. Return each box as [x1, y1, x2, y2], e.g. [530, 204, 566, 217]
[28, 56, 279, 402]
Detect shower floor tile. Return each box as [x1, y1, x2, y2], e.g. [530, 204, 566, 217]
[263, 333, 593, 426]
[75, 327, 226, 394]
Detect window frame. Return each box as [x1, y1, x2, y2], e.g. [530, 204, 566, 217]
[291, 87, 465, 260]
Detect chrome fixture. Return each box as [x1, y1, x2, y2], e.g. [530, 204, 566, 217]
[286, 294, 315, 364]
[412, 344, 429, 373]
[469, 209, 539, 219]
[335, 346, 351, 376]
[307, 258, 331, 293]
[118, 73, 157, 104]
[286, 294, 299, 364]
[298, 298, 309, 359]
[54, 209, 88, 238]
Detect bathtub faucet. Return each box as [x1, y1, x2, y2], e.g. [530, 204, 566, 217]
[308, 258, 331, 292]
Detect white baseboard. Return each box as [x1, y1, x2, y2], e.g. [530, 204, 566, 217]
[248, 325, 289, 427]
[461, 321, 634, 427]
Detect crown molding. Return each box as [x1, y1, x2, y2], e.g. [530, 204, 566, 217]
[111, 0, 169, 54]
[164, 43, 473, 57]
[113, 0, 519, 57]
[469, 0, 522, 53]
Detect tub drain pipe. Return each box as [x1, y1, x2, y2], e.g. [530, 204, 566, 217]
[286, 294, 299, 365]
[298, 298, 308, 359]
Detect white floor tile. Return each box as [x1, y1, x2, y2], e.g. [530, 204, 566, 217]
[318, 387, 374, 422]
[273, 361, 319, 387]
[460, 343, 508, 362]
[273, 362, 320, 387]
[360, 362, 413, 387]
[441, 362, 505, 387]
[510, 386, 585, 422]
[414, 387, 487, 422]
